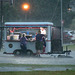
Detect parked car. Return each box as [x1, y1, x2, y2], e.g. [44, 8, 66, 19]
[67, 31, 73, 37]
[63, 32, 71, 43]
[63, 30, 75, 43]
[66, 31, 75, 42]
[68, 31, 75, 43]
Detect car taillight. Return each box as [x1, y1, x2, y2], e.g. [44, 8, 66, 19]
[70, 36, 73, 37]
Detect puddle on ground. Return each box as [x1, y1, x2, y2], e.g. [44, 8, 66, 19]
[0, 67, 31, 72]
[34, 67, 72, 71]
[0, 66, 73, 72]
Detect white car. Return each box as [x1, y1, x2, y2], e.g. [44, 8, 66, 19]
[65, 31, 75, 42]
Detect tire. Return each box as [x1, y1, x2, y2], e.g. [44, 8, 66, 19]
[26, 50, 33, 56]
[14, 50, 21, 56]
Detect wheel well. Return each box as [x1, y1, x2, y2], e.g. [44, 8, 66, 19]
[26, 49, 33, 56]
[13, 49, 22, 56]
[13, 49, 21, 53]
[26, 49, 33, 53]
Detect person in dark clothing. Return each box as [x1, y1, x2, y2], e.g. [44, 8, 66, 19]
[20, 33, 27, 55]
[35, 30, 44, 57]
[42, 36, 46, 53]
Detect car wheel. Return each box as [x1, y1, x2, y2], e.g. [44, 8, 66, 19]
[14, 50, 21, 56]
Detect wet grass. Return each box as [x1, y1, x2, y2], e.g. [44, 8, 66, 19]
[63, 44, 75, 51]
[0, 63, 75, 67]
[0, 71, 75, 75]
[0, 63, 75, 70]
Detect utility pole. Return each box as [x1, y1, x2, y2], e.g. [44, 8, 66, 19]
[0, 0, 3, 50]
[0, 0, 14, 50]
[61, 0, 63, 47]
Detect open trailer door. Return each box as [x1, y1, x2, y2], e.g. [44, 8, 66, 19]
[51, 27, 63, 54]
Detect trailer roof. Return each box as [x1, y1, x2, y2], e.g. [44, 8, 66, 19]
[4, 22, 53, 27]
[5, 22, 53, 25]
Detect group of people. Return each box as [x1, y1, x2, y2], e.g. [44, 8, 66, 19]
[20, 28, 46, 57]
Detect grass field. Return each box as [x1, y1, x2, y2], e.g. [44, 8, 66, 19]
[63, 44, 75, 51]
[0, 63, 75, 67]
[0, 63, 75, 72]
[0, 71, 75, 75]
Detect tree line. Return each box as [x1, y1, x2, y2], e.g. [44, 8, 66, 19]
[0, 0, 75, 28]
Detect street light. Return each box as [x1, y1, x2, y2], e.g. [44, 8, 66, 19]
[67, 4, 72, 12]
[24, 4, 29, 10]
[22, 3, 30, 11]
[61, 0, 63, 46]
[22, 3, 30, 21]
[68, 7, 72, 12]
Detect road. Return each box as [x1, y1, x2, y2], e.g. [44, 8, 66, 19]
[0, 51, 75, 65]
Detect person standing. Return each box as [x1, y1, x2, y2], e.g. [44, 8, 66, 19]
[35, 30, 44, 57]
[40, 27, 46, 35]
[20, 33, 27, 55]
[40, 27, 46, 53]
[42, 36, 46, 53]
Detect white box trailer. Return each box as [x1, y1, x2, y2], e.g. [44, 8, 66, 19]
[3, 22, 53, 56]
[3, 22, 71, 56]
